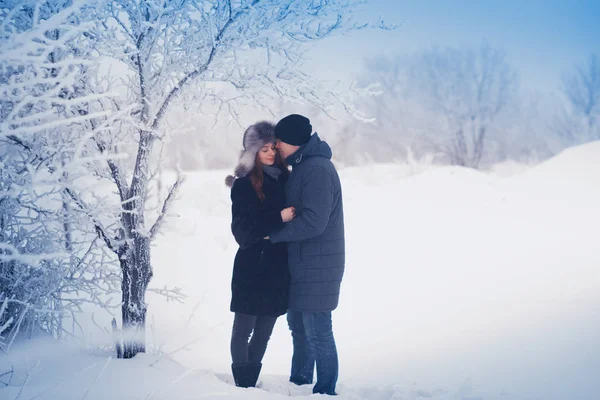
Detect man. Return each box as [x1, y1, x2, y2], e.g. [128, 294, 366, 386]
[269, 114, 345, 396]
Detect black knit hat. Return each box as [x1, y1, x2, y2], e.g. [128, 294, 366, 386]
[274, 114, 312, 146]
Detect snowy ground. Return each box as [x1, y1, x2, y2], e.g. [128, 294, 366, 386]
[1, 141, 599, 400]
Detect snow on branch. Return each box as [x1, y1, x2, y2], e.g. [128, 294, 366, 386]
[64, 188, 118, 253]
[0, 1, 125, 346]
[93, 0, 395, 134]
[0, 243, 67, 266]
[149, 173, 184, 241]
[147, 286, 186, 304]
[0, 1, 115, 139]
[0, 295, 12, 345]
[0, 0, 88, 51]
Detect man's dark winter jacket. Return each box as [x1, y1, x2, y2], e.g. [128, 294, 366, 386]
[230, 173, 289, 317]
[270, 133, 345, 312]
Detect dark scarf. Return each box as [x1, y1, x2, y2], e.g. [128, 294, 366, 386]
[262, 164, 282, 181]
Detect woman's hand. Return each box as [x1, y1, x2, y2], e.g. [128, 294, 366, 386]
[281, 206, 296, 223]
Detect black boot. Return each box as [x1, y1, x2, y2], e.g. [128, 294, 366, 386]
[246, 363, 262, 388]
[231, 363, 250, 388]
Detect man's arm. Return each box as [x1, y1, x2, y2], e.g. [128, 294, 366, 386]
[270, 166, 333, 243]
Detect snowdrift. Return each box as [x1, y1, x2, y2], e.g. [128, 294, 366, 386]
[2, 141, 599, 400]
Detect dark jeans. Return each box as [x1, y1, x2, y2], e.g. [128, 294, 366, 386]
[287, 310, 339, 395]
[231, 312, 277, 365]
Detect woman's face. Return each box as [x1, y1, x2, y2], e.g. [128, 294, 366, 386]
[257, 142, 276, 166]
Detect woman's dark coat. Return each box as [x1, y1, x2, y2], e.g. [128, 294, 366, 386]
[230, 172, 289, 317]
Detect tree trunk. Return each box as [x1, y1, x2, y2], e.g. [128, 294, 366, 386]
[471, 126, 486, 169]
[452, 127, 468, 167]
[119, 237, 151, 359]
[119, 131, 155, 359]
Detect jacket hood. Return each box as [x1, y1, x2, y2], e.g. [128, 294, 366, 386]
[286, 133, 332, 166]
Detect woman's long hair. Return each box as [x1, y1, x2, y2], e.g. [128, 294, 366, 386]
[250, 146, 289, 201]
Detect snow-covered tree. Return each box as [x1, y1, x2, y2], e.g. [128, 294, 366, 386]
[343, 53, 424, 164]
[410, 43, 518, 167]
[558, 53, 600, 144]
[71, 0, 389, 358]
[0, 0, 121, 350]
[0, 295, 11, 348]
[355, 43, 518, 168]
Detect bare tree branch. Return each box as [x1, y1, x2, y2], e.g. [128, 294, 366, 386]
[151, 0, 261, 131]
[150, 174, 184, 241]
[92, 137, 129, 202]
[64, 188, 117, 253]
[560, 53, 600, 142]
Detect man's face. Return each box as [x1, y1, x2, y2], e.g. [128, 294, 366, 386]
[275, 139, 300, 159]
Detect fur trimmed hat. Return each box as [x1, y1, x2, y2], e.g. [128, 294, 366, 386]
[225, 121, 276, 187]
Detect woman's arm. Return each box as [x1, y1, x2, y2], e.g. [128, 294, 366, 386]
[231, 180, 284, 249]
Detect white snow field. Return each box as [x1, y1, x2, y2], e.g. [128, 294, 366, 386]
[1, 141, 599, 400]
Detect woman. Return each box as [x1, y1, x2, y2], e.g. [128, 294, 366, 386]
[225, 121, 295, 388]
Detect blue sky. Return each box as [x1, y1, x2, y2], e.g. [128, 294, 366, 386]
[306, 0, 600, 93]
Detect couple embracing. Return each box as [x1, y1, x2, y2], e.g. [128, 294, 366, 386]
[225, 114, 345, 396]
